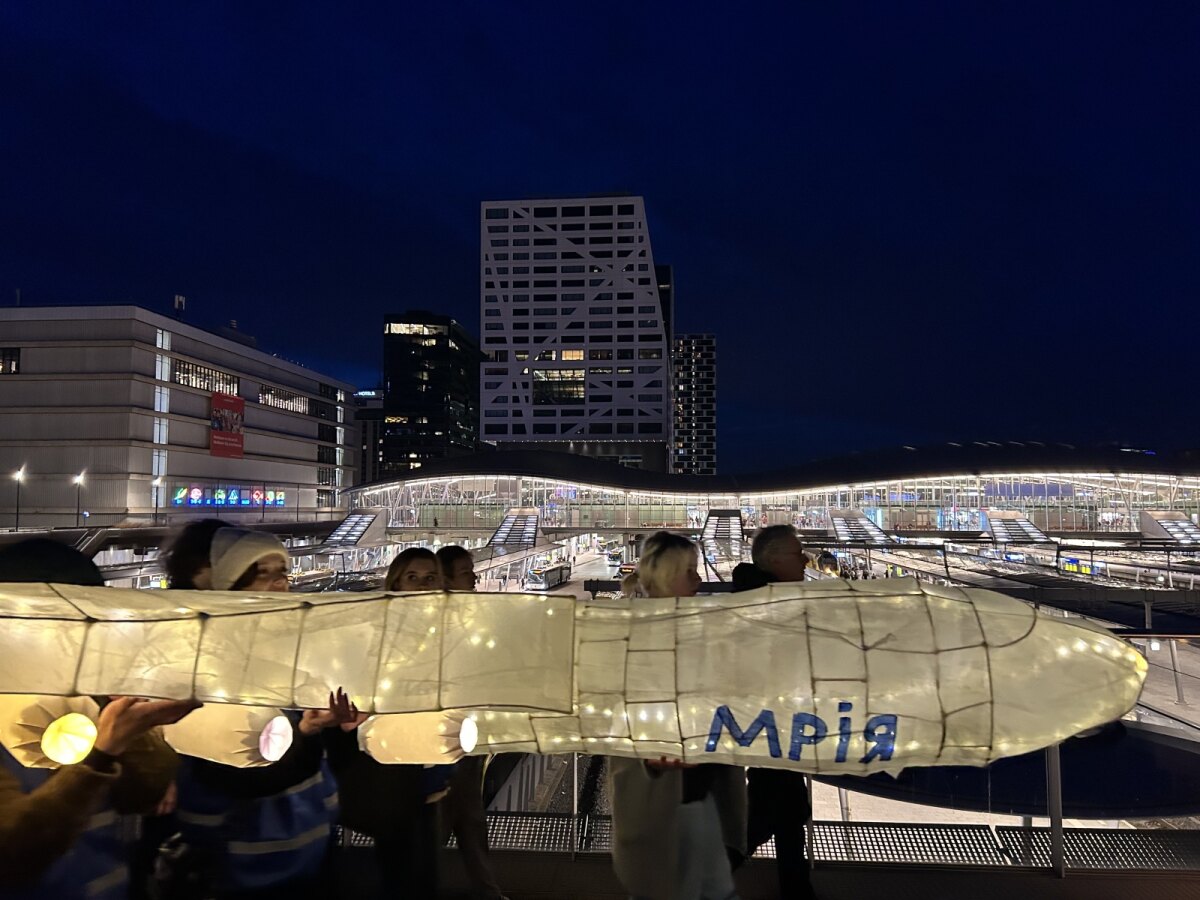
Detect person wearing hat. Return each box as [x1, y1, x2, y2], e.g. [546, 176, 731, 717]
[0, 539, 199, 900]
[167, 527, 353, 900]
[209, 526, 294, 592]
[164, 520, 292, 592]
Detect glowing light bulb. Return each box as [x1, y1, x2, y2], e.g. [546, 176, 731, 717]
[259, 715, 293, 762]
[41, 713, 97, 765]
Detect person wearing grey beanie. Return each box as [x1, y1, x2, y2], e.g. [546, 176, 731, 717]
[208, 527, 291, 592]
[166, 527, 353, 899]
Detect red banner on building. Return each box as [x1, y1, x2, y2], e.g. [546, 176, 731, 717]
[210, 392, 245, 458]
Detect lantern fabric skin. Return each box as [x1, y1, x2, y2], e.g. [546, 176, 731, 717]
[0, 732, 178, 898]
[0, 580, 1147, 772]
[609, 758, 746, 900]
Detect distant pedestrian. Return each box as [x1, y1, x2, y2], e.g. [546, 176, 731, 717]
[435, 546, 508, 900]
[730, 525, 816, 900]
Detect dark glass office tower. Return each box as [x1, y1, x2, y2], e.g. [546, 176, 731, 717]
[382, 311, 481, 476]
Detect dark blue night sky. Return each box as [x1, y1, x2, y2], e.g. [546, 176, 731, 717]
[1, 4, 1197, 472]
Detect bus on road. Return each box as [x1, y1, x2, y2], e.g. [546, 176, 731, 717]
[527, 563, 571, 590]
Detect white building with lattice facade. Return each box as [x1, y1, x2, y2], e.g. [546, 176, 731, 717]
[479, 196, 674, 471]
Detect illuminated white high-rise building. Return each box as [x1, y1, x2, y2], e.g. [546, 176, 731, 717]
[479, 196, 673, 470]
[672, 334, 717, 475]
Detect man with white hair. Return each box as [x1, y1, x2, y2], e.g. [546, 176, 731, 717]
[731, 525, 816, 899]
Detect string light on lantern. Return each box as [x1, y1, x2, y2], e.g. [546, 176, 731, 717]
[0, 581, 1149, 773]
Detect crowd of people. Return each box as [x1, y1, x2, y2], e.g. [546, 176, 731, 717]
[0, 523, 823, 900]
[0, 527, 508, 900]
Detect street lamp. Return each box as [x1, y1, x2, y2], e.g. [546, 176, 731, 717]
[12, 468, 23, 532]
[152, 477, 162, 526]
[73, 472, 85, 528]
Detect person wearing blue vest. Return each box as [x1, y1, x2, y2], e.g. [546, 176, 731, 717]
[173, 701, 349, 900]
[0, 539, 198, 900]
[169, 526, 355, 900]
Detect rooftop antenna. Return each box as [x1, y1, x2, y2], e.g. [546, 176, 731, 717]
[14, 288, 19, 307]
[174, 294, 186, 320]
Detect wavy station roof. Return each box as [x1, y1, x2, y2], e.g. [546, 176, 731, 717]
[345, 444, 1200, 497]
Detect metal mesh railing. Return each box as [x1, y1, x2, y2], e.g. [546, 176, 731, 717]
[810, 821, 1010, 866]
[996, 826, 1200, 870]
[341, 815, 1200, 872]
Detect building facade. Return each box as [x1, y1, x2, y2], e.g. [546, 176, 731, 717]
[0, 306, 357, 527]
[382, 311, 480, 477]
[479, 196, 674, 471]
[672, 334, 717, 475]
[353, 389, 385, 485]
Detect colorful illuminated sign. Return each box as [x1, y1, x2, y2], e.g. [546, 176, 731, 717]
[171, 486, 287, 507]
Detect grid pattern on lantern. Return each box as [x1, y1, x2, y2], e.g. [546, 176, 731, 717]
[0, 586, 577, 716]
[0, 580, 1145, 773]
[479, 579, 1145, 775]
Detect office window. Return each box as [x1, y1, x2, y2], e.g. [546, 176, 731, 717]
[485, 208, 509, 219]
[154, 385, 170, 413]
[532, 368, 585, 405]
[155, 329, 172, 350]
[561, 349, 584, 360]
[259, 385, 307, 413]
[152, 416, 170, 445]
[173, 360, 238, 394]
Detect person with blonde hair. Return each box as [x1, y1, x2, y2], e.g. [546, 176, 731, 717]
[608, 532, 746, 900]
[325, 545, 445, 896]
